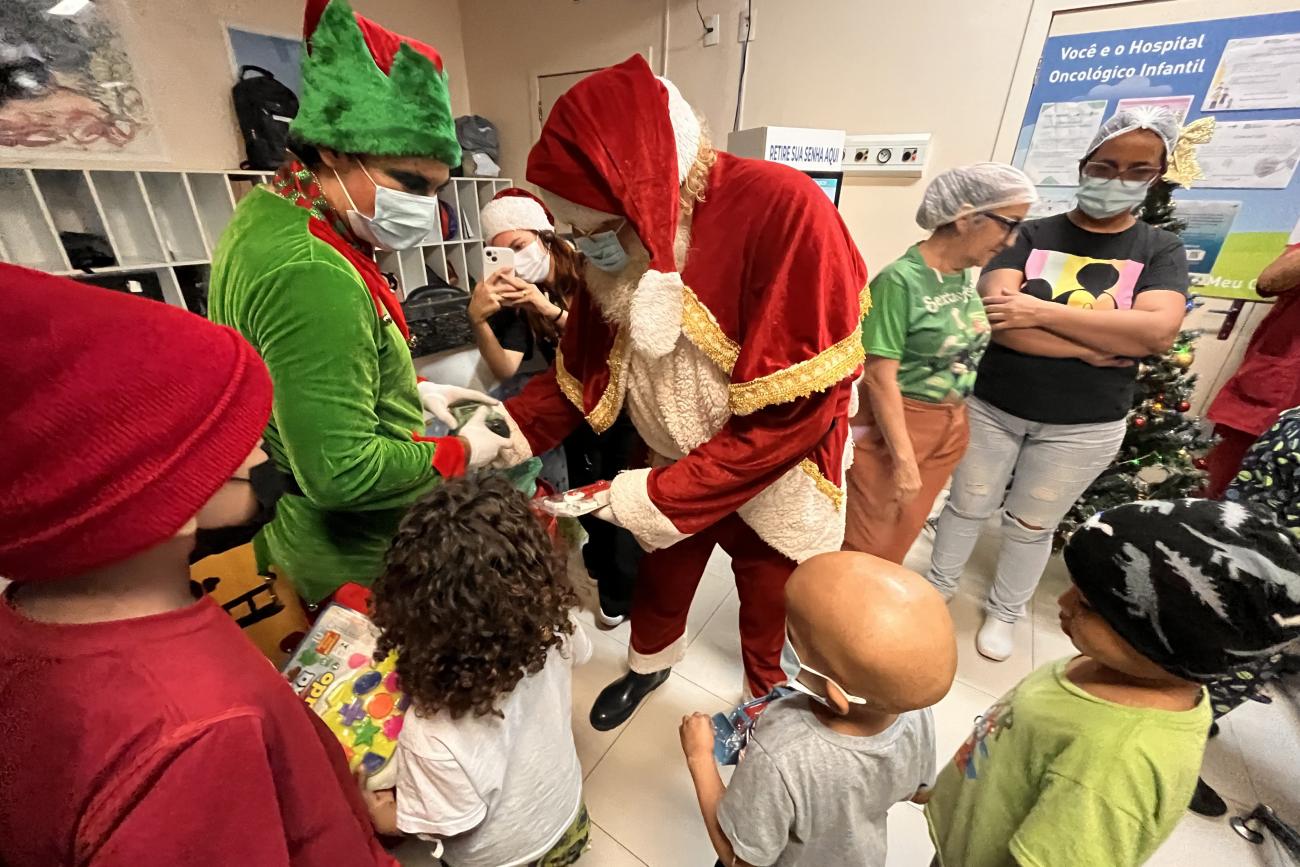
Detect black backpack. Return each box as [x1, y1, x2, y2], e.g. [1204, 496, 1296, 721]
[232, 66, 299, 170]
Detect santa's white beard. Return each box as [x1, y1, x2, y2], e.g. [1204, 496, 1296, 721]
[582, 216, 693, 326]
[583, 234, 650, 324]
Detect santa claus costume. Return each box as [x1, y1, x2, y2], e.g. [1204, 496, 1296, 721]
[500, 56, 869, 728]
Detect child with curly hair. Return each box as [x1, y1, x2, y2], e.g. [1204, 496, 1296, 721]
[362, 475, 592, 867]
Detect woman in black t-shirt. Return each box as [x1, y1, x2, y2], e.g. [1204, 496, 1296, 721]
[925, 108, 1190, 663]
[470, 189, 644, 627]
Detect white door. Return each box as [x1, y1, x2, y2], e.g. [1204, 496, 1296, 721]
[536, 69, 601, 133]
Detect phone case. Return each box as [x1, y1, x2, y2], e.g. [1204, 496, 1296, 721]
[482, 246, 515, 278]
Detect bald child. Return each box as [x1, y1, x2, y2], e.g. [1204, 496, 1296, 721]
[680, 551, 958, 867]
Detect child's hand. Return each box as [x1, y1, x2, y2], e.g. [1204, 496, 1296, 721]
[355, 770, 400, 835]
[679, 712, 716, 763]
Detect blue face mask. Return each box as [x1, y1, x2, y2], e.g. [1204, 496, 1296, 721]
[574, 220, 630, 273]
[1075, 175, 1150, 219]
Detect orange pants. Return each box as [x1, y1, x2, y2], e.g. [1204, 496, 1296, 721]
[843, 398, 969, 563]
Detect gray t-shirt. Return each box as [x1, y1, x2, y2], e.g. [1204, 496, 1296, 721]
[717, 696, 936, 867]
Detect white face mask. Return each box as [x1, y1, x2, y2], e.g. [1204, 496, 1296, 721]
[334, 162, 441, 251]
[513, 238, 552, 283]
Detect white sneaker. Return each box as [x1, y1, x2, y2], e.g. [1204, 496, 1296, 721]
[976, 615, 1016, 662]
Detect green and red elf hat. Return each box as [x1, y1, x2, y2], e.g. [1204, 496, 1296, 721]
[292, 0, 461, 167]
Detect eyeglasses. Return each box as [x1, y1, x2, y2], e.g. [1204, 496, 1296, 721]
[1081, 161, 1162, 185]
[784, 628, 868, 707]
[980, 212, 1024, 238]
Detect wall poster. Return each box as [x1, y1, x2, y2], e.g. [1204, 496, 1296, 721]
[1013, 11, 1300, 300]
[0, 0, 162, 161]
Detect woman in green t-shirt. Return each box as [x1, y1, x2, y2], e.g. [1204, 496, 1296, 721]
[844, 164, 1036, 562]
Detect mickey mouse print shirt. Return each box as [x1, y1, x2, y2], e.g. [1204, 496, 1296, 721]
[975, 213, 1188, 424]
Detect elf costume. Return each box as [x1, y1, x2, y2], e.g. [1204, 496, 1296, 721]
[499, 56, 869, 711]
[208, 0, 469, 603]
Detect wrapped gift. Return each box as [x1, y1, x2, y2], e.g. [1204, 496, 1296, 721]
[282, 603, 409, 785]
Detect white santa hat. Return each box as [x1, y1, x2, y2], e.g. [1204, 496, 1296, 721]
[480, 187, 555, 242]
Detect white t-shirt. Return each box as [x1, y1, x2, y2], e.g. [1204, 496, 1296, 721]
[395, 617, 592, 867]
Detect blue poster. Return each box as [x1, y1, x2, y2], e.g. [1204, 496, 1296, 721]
[1013, 11, 1300, 299]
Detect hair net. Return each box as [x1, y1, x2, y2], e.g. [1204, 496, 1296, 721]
[1085, 106, 1180, 160]
[915, 162, 1038, 231]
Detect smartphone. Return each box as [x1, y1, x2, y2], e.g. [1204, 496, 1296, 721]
[482, 246, 515, 280]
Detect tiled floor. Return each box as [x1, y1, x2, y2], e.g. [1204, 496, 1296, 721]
[398, 521, 1300, 866]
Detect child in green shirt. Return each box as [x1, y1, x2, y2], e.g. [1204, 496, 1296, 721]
[926, 498, 1300, 867]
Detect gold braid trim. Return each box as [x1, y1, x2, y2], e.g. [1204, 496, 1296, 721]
[554, 348, 585, 413]
[800, 459, 845, 510]
[681, 285, 740, 373]
[729, 327, 866, 416]
[859, 283, 872, 318]
[555, 328, 631, 435]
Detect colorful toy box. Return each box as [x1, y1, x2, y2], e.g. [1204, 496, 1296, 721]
[282, 603, 409, 787]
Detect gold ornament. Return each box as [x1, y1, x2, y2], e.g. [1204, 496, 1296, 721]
[1173, 350, 1194, 369]
[1152, 402, 1166, 413]
[1164, 117, 1216, 188]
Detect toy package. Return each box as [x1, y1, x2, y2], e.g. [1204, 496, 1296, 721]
[282, 603, 409, 786]
[711, 686, 795, 765]
[537, 480, 612, 517]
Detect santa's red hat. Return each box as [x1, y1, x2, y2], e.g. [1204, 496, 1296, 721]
[0, 265, 273, 582]
[526, 55, 702, 359]
[480, 187, 555, 242]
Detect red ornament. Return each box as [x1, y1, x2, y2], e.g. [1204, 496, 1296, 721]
[1177, 400, 1191, 412]
[1194, 456, 1208, 470]
[1133, 415, 1148, 429]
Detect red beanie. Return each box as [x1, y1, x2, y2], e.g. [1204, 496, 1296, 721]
[0, 265, 273, 582]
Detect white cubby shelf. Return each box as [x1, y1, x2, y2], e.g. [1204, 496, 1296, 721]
[0, 166, 514, 314]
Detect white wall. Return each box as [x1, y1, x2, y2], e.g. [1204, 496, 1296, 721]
[460, 0, 1034, 269]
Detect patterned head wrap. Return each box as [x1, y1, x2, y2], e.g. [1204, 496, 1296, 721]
[1064, 498, 1300, 683]
[1226, 407, 1300, 535]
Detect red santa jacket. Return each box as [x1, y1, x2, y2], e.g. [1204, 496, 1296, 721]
[503, 153, 869, 560]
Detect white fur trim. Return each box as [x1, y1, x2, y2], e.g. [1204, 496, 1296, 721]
[490, 404, 535, 469]
[628, 630, 688, 673]
[738, 460, 847, 563]
[658, 77, 701, 185]
[610, 467, 689, 551]
[624, 338, 730, 460]
[480, 196, 553, 243]
[541, 192, 620, 234]
[630, 270, 684, 360]
[848, 373, 862, 419]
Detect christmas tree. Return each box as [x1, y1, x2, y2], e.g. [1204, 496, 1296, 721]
[1052, 181, 1215, 547]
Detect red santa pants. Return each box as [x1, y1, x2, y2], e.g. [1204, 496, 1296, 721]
[628, 514, 795, 698]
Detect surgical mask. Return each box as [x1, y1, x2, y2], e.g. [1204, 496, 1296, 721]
[190, 458, 287, 564]
[513, 238, 551, 283]
[1075, 175, 1150, 219]
[335, 162, 441, 251]
[783, 629, 869, 709]
[574, 220, 630, 273]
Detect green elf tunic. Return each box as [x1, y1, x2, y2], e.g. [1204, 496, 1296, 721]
[208, 164, 464, 603]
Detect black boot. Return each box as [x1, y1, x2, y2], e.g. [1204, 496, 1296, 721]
[590, 669, 670, 731]
[1190, 777, 1228, 817]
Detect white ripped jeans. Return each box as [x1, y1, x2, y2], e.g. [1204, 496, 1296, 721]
[926, 396, 1127, 622]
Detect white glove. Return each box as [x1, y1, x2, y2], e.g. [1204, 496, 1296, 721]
[458, 406, 512, 470]
[417, 381, 499, 428]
